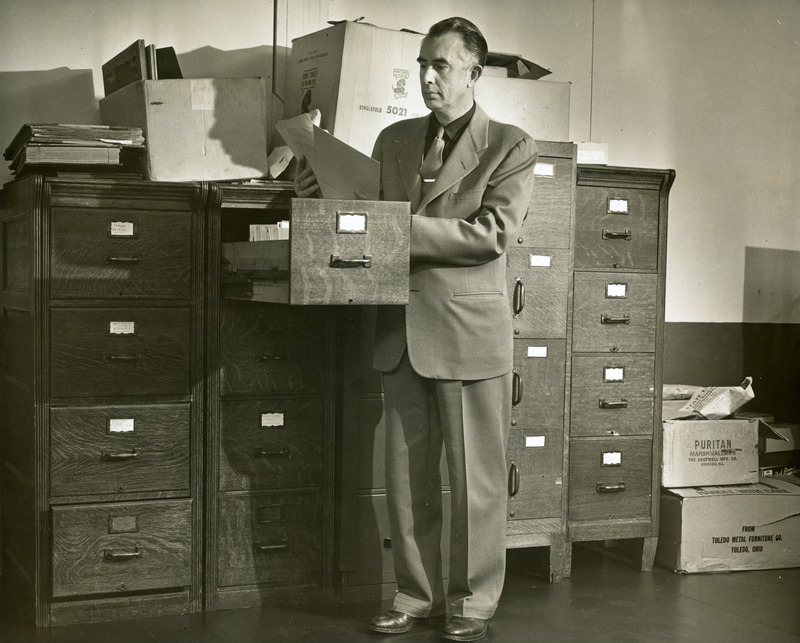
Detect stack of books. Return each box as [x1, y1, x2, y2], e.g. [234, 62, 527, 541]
[103, 39, 182, 96]
[4, 123, 145, 176]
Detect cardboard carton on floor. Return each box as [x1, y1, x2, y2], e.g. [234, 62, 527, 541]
[656, 475, 800, 573]
[662, 418, 760, 488]
[285, 21, 570, 156]
[100, 78, 268, 181]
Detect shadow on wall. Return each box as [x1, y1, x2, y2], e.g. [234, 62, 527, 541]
[177, 45, 273, 81]
[743, 247, 800, 422]
[743, 247, 800, 324]
[0, 68, 99, 185]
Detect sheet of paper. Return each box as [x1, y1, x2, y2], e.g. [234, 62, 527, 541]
[312, 125, 380, 200]
[274, 112, 317, 166]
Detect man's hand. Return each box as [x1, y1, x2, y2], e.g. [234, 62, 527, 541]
[293, 155, 321, 197]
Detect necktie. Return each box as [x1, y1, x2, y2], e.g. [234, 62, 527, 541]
[420, 125, 445, 196]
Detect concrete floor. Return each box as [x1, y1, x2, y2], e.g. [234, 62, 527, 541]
[2, 544, 798, 642]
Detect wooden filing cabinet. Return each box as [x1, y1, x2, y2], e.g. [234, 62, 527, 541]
[505, 141, 576, 582]
[565, 165, 674, 570]
[206, 183, 413, 610]
[1, 175, 206, 626]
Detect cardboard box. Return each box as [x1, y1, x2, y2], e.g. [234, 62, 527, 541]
[475, 77, 570, 142]
[656, 475, 800, 573]
[285, 21, 571, 156]
[662, 419, 759, 487]
[286, 21, 429, 156]
[759, 422, 800, 453]
[100, 78, 268, 181]
[575, 141, 609, 164]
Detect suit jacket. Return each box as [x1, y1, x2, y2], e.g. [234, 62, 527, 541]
[371, 104, 537, 380]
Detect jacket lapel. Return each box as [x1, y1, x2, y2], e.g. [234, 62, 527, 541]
[418, 105, 490, 212]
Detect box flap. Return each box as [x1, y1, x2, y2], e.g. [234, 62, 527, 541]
[486, 52, 551, 80]
[666, 475, 800, 499]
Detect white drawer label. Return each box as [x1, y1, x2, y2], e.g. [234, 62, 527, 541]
[109, 321, 135, 335]
[109, 418, 135, 433]
[608, 197, 629, 214]
[606, 282, 628, 298]
[604, 367, 625, 382]
[261, 412, 285, 427]
[109, 221, 135, 237]
[529, 254, 551, 267]
[525, 435, 545, 448]
[533, 162, 555, 177]
[602, 451, 622, 466]
[527, 346, 548, 358]
[337, 212, 367, 233]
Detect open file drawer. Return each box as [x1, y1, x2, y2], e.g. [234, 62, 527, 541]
[222, 198, 410, 305]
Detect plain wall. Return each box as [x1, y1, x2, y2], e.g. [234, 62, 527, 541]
[0, 0, 798, 325]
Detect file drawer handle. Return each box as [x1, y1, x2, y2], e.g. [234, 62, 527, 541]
[329, 254, 372, 268]
[596, 481, 626, 494]
[513, 279, 525, 314]
[601, 314, 630, 324]
[105, 354, 140, 363]
[602, 229, 632, 240]
[253, 538, 289, 552]
[104, 255, 141, 264]
[257, 353, 290, 362]
[101, 449, 139, 461]
[598, 398, 628, 409]
[103, 546, 142, 561]
[512, 372, 523, 406]
[253, 446, 291, 459]
[508, 463, 520, 497]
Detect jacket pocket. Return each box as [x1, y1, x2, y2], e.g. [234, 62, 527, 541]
[452, 290, 505, 300]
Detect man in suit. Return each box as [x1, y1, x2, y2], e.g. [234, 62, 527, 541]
[295, 16, 537, 642]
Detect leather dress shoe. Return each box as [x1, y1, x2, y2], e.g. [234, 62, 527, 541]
[440, 616, 492, 642]
[369, 609, 417, 634]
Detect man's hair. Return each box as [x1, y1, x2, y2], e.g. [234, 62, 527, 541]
[426, 17, 488, 67]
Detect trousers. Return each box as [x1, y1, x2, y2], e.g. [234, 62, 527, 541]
[382, 350, 512, 620]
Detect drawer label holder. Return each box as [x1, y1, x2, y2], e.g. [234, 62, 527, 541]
[336, 211, 367, 233]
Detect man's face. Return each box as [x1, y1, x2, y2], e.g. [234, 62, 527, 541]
[417, 31, 479, 122]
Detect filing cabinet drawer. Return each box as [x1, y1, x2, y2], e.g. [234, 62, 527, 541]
[517, 146, 576, 249]
[217, 490, 322, 587]
[507, 248, 570, 338]
[570, 354, 655, 437]
[50, 206, 192, 299]
[50, 307, 191, 398]
[222, 198, 410, 305]
[51, 499, 192, 597]
[574, 185, 659, 271]
[342, 492, 451, 588]
[218, 302, 326, 396]
[219, 398, 325, 491]
[50, 403, 190, 496]
[571, 272, 657, 352]
[512, 339, 566, 428]
[507, 427, 563, 521]
[568, 437, 653, 521]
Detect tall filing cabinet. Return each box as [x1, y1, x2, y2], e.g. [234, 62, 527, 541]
[566, 165, 674, 570]
[505, 141, 576, 582]
[205, 182, 334, 610]
[1, 175, 207, 625]
[205, 185, 410, 609]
